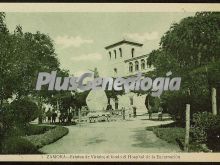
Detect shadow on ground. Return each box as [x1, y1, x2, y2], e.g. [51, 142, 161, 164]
[86, 137, 106, 145]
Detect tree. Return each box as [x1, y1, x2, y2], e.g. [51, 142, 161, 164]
[13, 30, 60, 98]
[0, 13, 61, 109]
[147, 12, 220, 120]
[160, 12, 220, 69]
[0, 13, 16, 107]
[0, 12, 63, 127]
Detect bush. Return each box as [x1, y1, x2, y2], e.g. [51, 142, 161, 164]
[1, 136, 40, 154]
[23, 126, 68, 148]
[2, 124, 54, 139]
[0, 104, 16, 129]
[1, 126, 68, 154]
[191, 112, 220, 143]
[160, 89, 211, 124]
[10, 97, 39, 125]
[23, 124, 54, 136]
[146, 124, 208, 152]
[152, 127, 185, 144]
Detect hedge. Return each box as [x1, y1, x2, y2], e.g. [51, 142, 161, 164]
[23, 126, 69, 148]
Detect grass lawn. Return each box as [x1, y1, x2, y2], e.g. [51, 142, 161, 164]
[146, 123, 210, 152]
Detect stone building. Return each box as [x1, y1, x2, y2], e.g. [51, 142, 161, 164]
[105, 40, 154, 115]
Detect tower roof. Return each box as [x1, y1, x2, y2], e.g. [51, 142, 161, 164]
[105, 40, 143, 50]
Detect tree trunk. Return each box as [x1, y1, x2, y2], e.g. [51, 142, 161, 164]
[212, 87, 217, 115]
[78, 108, 81, 124]
[38, 96, 43, 124]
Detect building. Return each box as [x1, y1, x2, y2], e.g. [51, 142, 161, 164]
[105, 39, 154, 115]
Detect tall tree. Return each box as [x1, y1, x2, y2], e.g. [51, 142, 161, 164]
[147, 12, 220, 119]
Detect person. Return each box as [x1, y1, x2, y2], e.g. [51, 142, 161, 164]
[42, 112, 46, 123]
[52, 111, 57, 124]
[68, 112, 73, 123]
[128, 107, 132, 118]
[133, 106, 137, 118]
[46, 109, 52, 123]
[58, 113, 62, 123]
[158, 106, 163, 121]
[148, 106, 152, 120]
[106, 104, 111, 111]
[122, 107, 125, 120]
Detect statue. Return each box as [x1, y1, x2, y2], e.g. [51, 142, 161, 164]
[86, 68, 108, 112]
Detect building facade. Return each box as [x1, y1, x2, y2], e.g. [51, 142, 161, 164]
[105, 40, 153, 115]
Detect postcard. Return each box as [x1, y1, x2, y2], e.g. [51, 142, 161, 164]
[0, 3, 220, 162]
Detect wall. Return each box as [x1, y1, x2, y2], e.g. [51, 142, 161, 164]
[106, 44, 144, 77]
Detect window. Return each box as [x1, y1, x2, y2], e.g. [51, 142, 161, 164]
[131, 48, 135, 58]
[130, 97, 133, 105]
[115, 98, 118, 110]
[114, 50, 117, 59]
[109, 51, 111, 59]
[141, 59, 145, 70]
[135, 61, 139, 71]
[129, 62, 133, 72]
[119, 48, 122, 57]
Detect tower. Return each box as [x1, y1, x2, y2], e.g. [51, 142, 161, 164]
[105, 40, 143, 77]
[104, 39, 150, 115]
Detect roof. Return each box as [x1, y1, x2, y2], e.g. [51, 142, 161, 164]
[105, 40, 143, 50]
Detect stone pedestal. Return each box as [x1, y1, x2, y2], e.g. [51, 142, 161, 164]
[86, 90, 108, 112]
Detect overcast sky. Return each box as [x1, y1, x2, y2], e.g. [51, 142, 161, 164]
[5, 12, 195, 76]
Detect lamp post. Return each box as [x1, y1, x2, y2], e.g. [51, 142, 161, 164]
[205, 66, 218, 115]
[184, 88, 191, 152]
[216, 82, 220, 115]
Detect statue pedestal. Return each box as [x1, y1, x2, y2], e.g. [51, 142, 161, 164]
[86, 90, 108, 112]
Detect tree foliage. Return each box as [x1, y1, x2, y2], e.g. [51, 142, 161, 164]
[0, 13, 60, 108]
[0, 13, 76, 128]
[148, 12, 220, 121]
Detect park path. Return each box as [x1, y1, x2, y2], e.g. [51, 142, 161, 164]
[40, 117, 181, 153]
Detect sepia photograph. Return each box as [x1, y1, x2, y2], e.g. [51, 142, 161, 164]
[0, 3, 220, 162]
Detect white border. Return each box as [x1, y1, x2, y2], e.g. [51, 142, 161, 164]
[1, 153, 220, 162]
[0, 3, 219, 12]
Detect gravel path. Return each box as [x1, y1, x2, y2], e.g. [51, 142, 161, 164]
[40, 117, 181, 153]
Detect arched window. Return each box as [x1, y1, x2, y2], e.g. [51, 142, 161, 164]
[114, 50, 117, 59]
[135, 61, 139, 71]
[109, 51, 111, 59]
[129, 62, 133, 72]
[141, 59, 145, 70]
[119, 48, 122, 57]
[131, 48, 135, 58]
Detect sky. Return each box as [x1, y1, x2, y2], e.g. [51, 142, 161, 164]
[5, 12, 195, 76]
